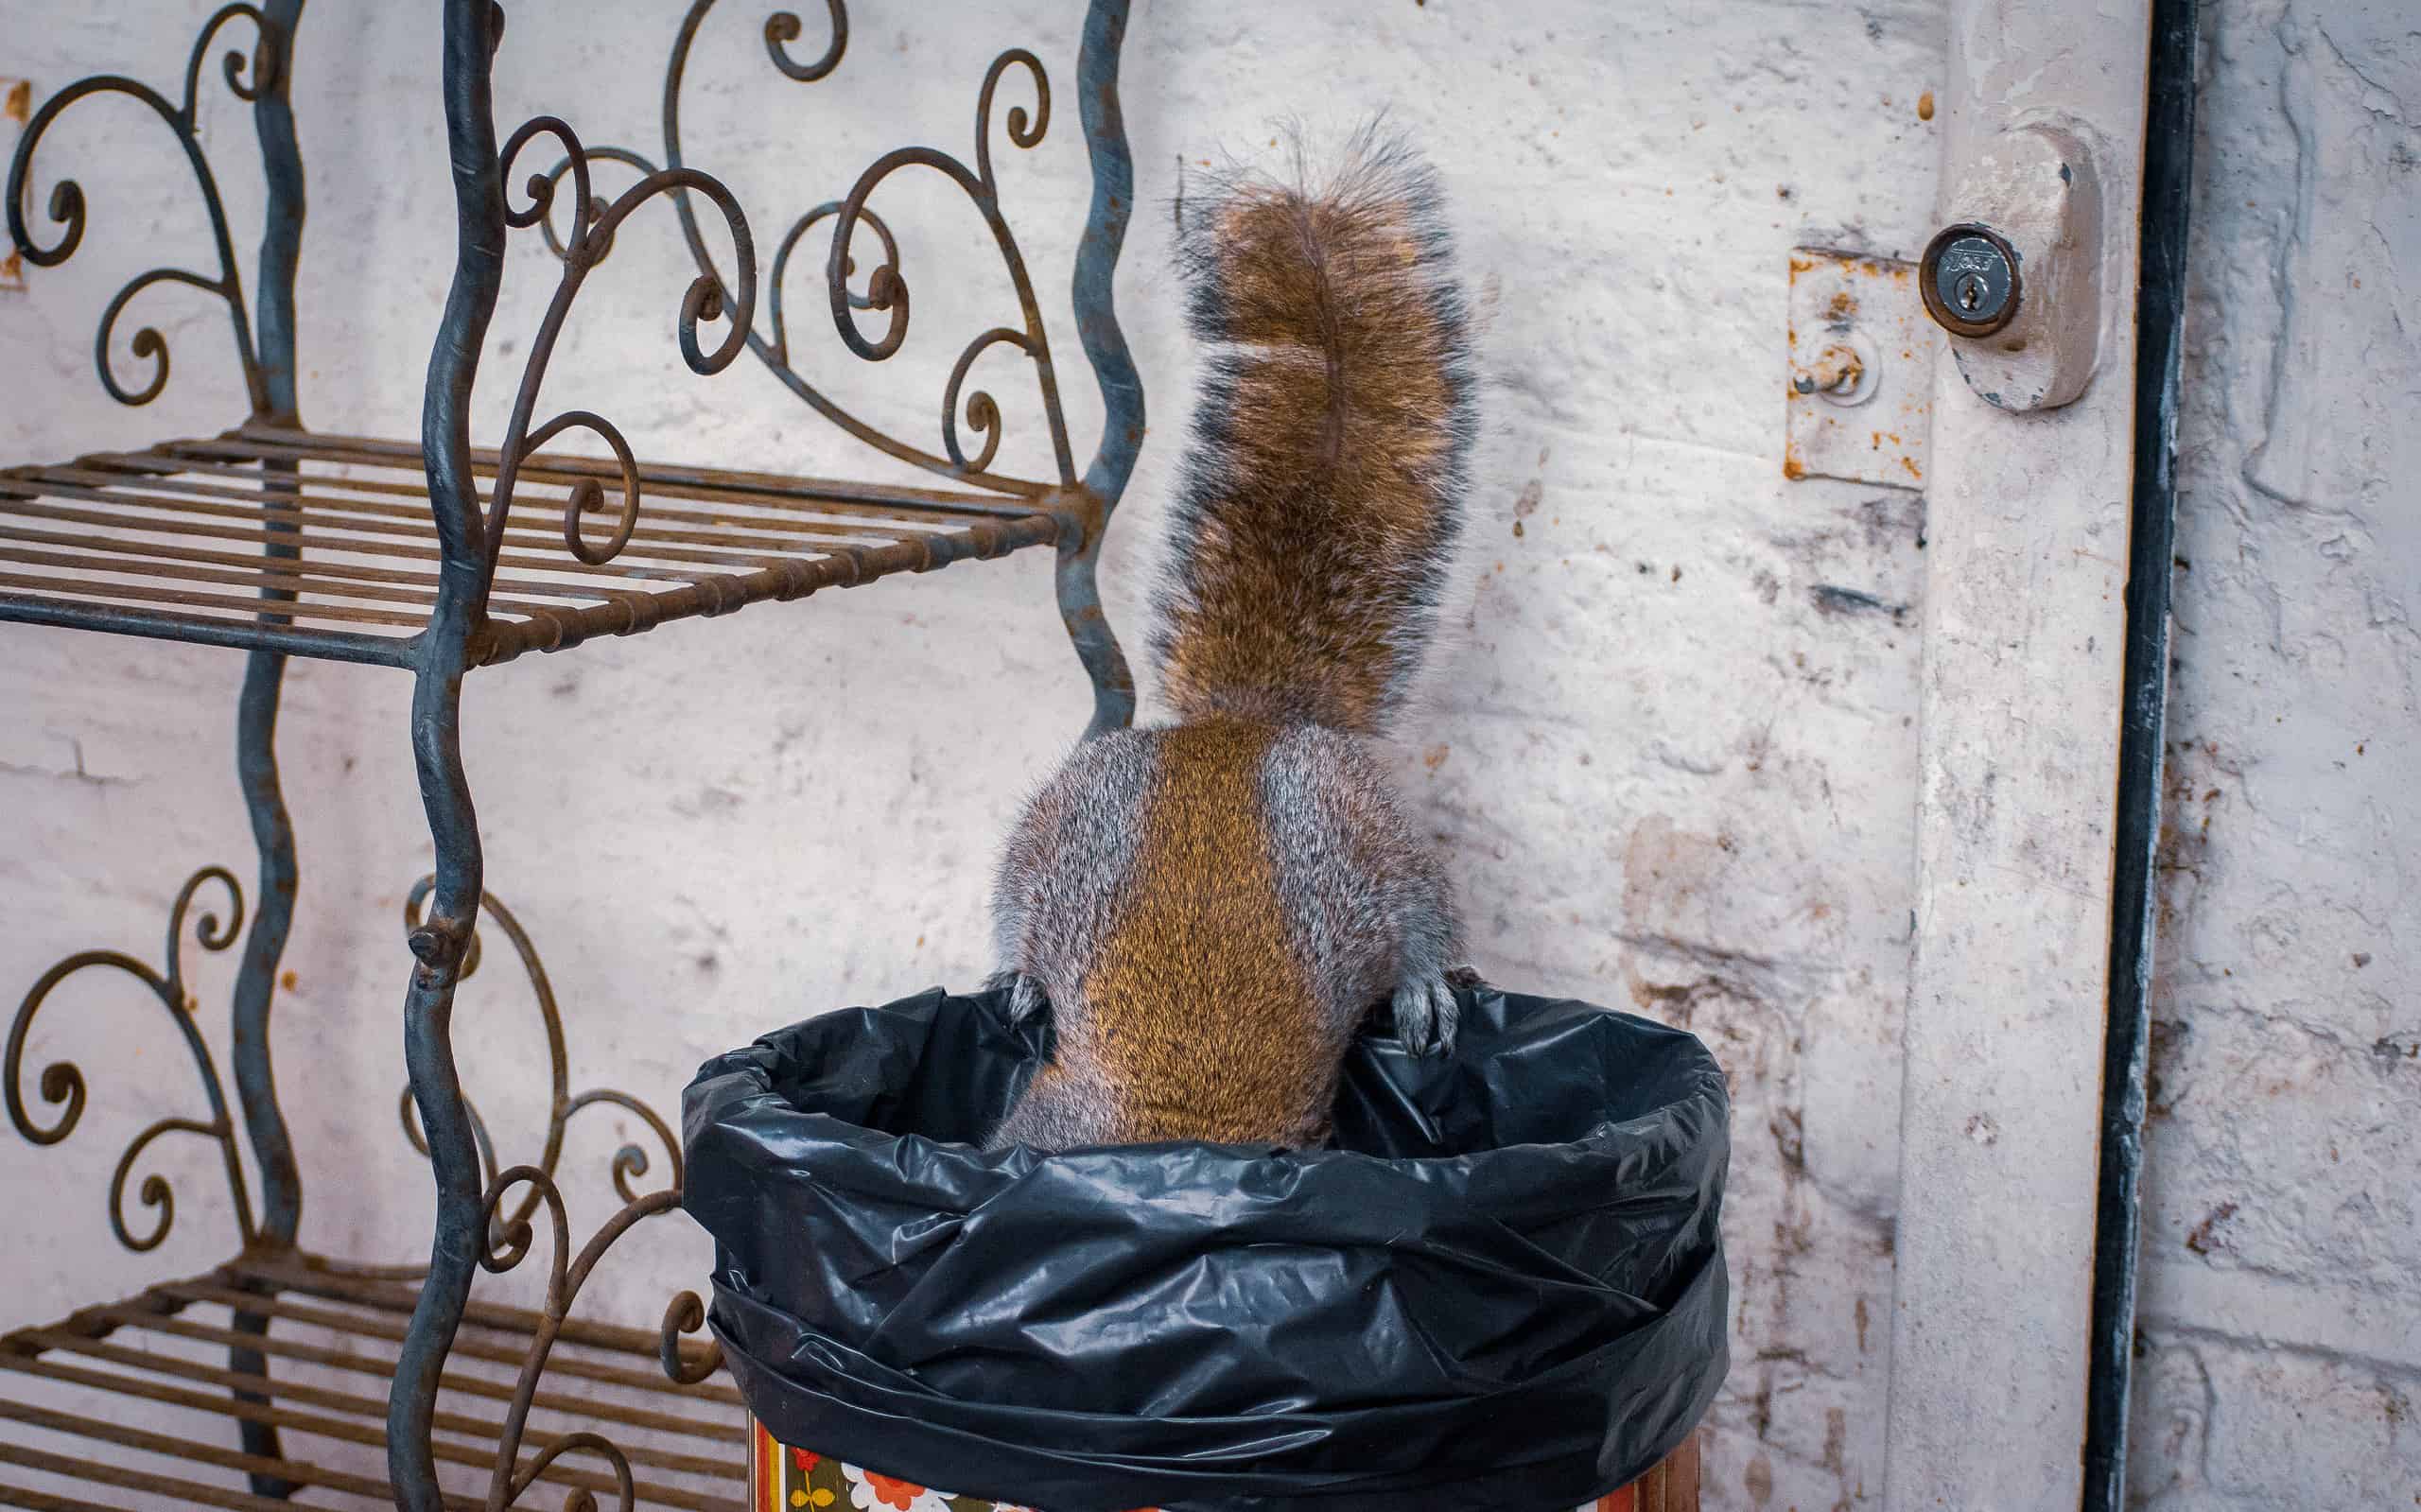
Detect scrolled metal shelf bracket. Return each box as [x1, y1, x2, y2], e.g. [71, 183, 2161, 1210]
[384, 878, 707, 1512]
[2, 3, 285, 413]
[482, 113, 759, 577]
[4, 865, 259, 1254]
[644, 0, 1079, 497]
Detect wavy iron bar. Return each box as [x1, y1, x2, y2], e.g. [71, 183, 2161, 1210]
[392, 878, 684, 1251]
[312, 875, 705, 1512]
[1, 4, 310, 1498]
[386, 6, 1135, 1503]
[378, 876, 705, 1512]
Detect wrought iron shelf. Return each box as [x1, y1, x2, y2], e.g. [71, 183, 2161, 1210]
[0, 1255, 741, 1512]
[0, 426, 1067, 669]
[5, 0, 1142, 1507]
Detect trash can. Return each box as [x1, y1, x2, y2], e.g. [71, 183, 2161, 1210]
[742, 1418, 1706, 1512]
[687, 982, 1730, 1512]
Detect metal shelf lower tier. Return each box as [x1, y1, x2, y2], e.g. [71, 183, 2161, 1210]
[0, 426, 1066, 670]
[0, 1252, 743, 1512]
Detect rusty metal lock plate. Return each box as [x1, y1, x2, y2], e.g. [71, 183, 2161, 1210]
[1784, 248, 1936, 491]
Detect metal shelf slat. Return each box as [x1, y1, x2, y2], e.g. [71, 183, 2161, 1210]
[0, 427, 1065, 669]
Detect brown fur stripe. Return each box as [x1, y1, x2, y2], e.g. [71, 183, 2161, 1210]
[1151, 128, 1476, 737]
[1074, 720, 1340, 1145]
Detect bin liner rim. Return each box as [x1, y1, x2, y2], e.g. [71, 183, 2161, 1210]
[699, 1091, 1705, 1183]
[688, 983, 1722, 1176]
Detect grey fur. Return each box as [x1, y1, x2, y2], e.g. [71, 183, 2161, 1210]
[985, 729, 1158, 1149]
[989, 728, 1157, 1024]
[1257, 724, 1463, 1055]
[984, 722, 1465, 1152]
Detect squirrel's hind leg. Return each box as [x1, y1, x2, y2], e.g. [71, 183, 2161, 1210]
[1259, 724, 1469, 1058]
[1384, 878, 1464, 1056]
[1391, 965, 1462, 1057]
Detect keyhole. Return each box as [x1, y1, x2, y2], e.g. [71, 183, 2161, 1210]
[1922, 226, 2021, 337]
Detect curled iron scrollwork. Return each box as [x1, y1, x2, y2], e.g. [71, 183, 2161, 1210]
[4, 864, 258, 1252]
[474, 1164, 719, 1512]
[531, 147, 659, 269]
[822, 44, 1077, 487]
[767, 199, 897, 359]
[763, 1, 846, 82]
[395, 878, 684, 1228]
[2, 3, 279, 410]
[651, 0, 1075, 495]
[823, 48, 1045, 361]
[392, 879, 716, 1508]
[942, 327, 1038, 473]
[658, 1289, 723, 1385]
[482, 115, 758, 572]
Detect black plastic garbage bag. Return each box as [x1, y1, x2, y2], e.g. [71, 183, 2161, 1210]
[685, 982, 1729, 1512]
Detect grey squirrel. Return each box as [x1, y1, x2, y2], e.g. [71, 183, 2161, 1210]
[986, 129, 1476, 1151]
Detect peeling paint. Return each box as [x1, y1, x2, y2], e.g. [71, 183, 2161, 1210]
[1, 79, 25, 293]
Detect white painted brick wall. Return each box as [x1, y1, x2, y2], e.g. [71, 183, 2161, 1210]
[2126, 2, 2420, 1505]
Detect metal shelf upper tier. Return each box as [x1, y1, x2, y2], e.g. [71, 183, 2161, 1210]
[0, 425, 1066, 670]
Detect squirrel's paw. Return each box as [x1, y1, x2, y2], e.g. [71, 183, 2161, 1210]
[1391, 972, 1461, 1057]
[984, 969, 1049, 1024]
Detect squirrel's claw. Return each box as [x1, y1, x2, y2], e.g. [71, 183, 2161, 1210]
[985, 969, 1049, 1024]
[1392, 973, 1461, 1057]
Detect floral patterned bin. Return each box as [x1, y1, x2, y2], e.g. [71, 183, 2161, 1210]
[748, 1418, 1704, 1512]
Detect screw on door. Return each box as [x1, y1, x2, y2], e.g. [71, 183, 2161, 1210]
[1793, 338, 1876, 406]
[1920, 222, 2021, 338]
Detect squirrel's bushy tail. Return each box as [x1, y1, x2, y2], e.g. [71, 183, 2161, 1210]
[1150, 127, 1475, 738]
